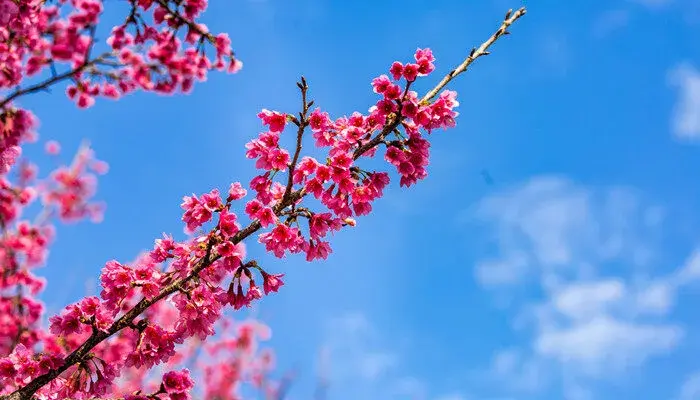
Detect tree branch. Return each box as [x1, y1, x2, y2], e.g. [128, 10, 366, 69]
[283, 77, 311, 204]
[353, 7, 526, 160]
[1, 7, 527, 400]
[0, 53, 113, 109]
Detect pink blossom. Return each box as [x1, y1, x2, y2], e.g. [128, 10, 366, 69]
[125, 325, 175, 369]
[261, 271, 285, 295]
[181, 193, 213, 232]
[389, 61, 404, 80]
[162, 369, 195, 395]
[100, 260, 135, 312]
[44, 140, 61, 155]
[218, 208, 239, 238]
[415, 47, 436, 75]
[174, 285, 223, 340]
[247, 281, 263, 301]
[384, 83, 402, 100]
[292, 156, 318, 184]
[257, 207, 277, 227]
[257, 109, 287, 133]
[371, 74, 392, 94]
[266, 147, 290, 170]
[216, 240, 236, 256]
[306, 240, 332, 261]
[245, 199, 264, 219]
[227, 182, 247, 201]
[309, 109, 331, 132]
[0, 0, 19, 25]
[403, 63, 419, 81]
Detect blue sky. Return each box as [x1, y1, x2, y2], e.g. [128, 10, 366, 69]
[12, 0, 700, 399]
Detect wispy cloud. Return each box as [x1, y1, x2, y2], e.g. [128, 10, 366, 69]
[485, 348, 547, 393]
[474, 176, 658, 288]
[533, 293, 682, 375]
[318, 311, 432, 400]
[679, 371, 700, 400]
[320, 312, 473, 400]
[668, 63, 700, 141]
[322, 312, 398, 383]
[471, 176, 699, 397]
[591, 9, 631, 38]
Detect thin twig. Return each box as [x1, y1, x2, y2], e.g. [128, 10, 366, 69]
[353, 7, 525, 160]
[283, 77, 311, 204]
[420, 7, 526, 103]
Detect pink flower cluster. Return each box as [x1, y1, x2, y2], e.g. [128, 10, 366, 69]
[238, 48, 458, 263]
[0, 0, 478, 391]
[0, 0, 239, 104]
[111, 318, 277, 400]
[0, 108, 36, 175]
[41, 146, 107, 222]
[0, 47, 459, 399]
[0, 142, 108, 397]
[0, 0, 529, 395]
[1, 182, 285, 398]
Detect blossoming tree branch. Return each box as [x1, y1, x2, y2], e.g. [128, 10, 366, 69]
[0, 1, 527, 399]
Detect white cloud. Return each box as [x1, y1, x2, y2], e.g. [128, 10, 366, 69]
[635, 280, 676, 314]
[535, 316, 682, 375]
[319, 312, 446, 400]
[680, 371, 700, 400]
[474, 177, 656, 288]
[668, 63, 700, 141]
[675, 249, 700, 285]
[472, 176, 698, 397]
[358, 352, 397, 380]
[486, 349, 546, 393]
[551, 280, 626, 321]
[323, 312, 491, 400]
[323, 312, 397, 383]
[474, 255, 528, 286]
[533, 278, 687, 377]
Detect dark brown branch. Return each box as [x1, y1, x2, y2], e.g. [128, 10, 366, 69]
[0, 53, 113, 109]
[283, 77, 311, 204]
[2, 7, 526, 400]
